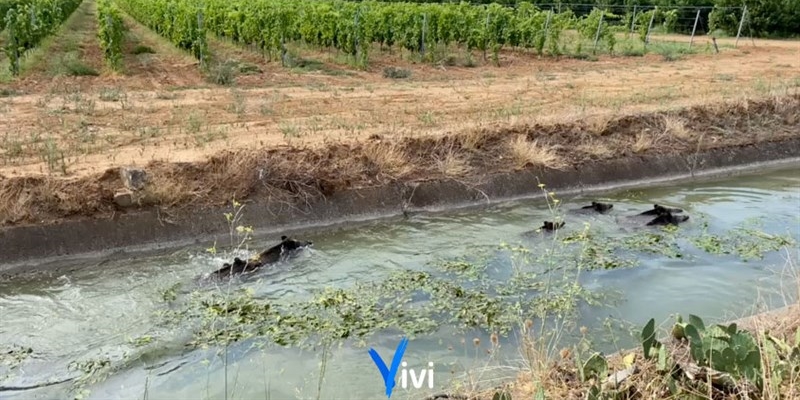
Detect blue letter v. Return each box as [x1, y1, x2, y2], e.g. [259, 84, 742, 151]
[368, 337, 409, 399]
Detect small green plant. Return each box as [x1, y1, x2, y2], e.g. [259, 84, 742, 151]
[227, 89, 246, 115]
[280, 122, 299, 138]
[208, 61, 237, 86]
[65, 60, 100, 77]
[132, 45, 155, 55]
[463, 52, 476, 67]
[675, 314, 764, 388]
[762, 327, 800, 392]
[98, 87, 122, 102]
[383, 66, 411, 79]
[621, 45, 644, 57]
[222, 199, 254, 251]
[492, 390, 512, 400]
[39, 137, 68, 174]
[418, 110, 436, 126]
[186, 111, 203, 133]
[641, 318, 671, 372]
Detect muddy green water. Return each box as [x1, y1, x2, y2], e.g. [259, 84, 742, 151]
[1, 165, 799, 400]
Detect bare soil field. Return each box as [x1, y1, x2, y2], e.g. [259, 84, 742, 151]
[0, 0, 799, 226]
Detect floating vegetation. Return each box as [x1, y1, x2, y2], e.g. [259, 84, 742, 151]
[139, 216, 796, 358]
[559, 226, 639, 270]
[174, 265, 604, 350]
[0, 344, 33, 381]
[690, 221, 796, 261]
[0, 344, 32, 369]
[621, 230, 684, 259]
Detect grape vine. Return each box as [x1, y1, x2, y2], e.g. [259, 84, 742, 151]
[115, 0, 208, 65]
[3, 0, 83, 75]
[0, 0, 17, 31]
[116, 0, 684, 70]
[97, 0, 124, 70]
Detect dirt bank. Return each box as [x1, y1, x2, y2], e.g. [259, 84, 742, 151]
[1, 25, 798, 180]
[0, 94, 799, 270]
[2, 94, 799, 227]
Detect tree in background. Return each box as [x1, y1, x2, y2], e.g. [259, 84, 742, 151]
[709, 0, 800, 37]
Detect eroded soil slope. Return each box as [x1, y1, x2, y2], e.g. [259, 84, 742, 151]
[1, 94, 798, 227]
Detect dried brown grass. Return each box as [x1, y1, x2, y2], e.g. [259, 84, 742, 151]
[1, 94, 799, 226]
[459, 128, 491, 151]
[583, 114, 614, 136]
[140, 172, 195, 207]
[436, 148, 471, 177]
[663, 115, 694, 141]
[362, 141, 413, 178]
[577, 141, 614, 159]
[632, 132, 654, 153]
[508, 136, 566, 170]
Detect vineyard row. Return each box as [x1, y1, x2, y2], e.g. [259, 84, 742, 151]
[2, 0, 83, 74]
[0, 0, 704, 77]
[115, 0, 681, 67]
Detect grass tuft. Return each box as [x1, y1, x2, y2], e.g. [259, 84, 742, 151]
[362, 142, 413, 178]
[508, 136, 566, 170]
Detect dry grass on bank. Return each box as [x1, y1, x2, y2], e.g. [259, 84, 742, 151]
[1, 34, 799, 181]
[0, 93, 799, 227]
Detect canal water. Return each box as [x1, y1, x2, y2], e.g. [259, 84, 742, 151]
[1, 164, 798, 400]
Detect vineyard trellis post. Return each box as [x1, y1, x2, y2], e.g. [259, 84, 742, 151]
[105, 14, 113, 65]
[281, 32, 287, 66]
[354, 9, 360, 63]
[196, 9, 205, 67]
[483, 12, 490, 61]
[421, 13, 427, 58]
[8, 18, 20, 75]
[735, 5, 747, 48]
[592, 12, 604, 55]
[279, 10, 288, 67]
[689, 8, 700, 50]
[544, 9, 552, 34]
[629, 5, 637, 39]
[29, 5, 36, 32]
[543, 9, 552, 53]
[644, 6, 656, 49]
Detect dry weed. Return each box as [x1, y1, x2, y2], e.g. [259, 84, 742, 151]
[632, 132, 654, 153]
[508, 136, 566, 170]
[584, 114, 613, 136]
[362, 142, 413, 178]
[435, 147, 471, 177]
[663, 115, 694, 141]
[0, 180, 36, 223]
[459, 128, 489, 151]
[0, 177, 96, 224]
[577, 141, 614, 159]
[141, 174, 194, 207]
[772, 94, 800, 125]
